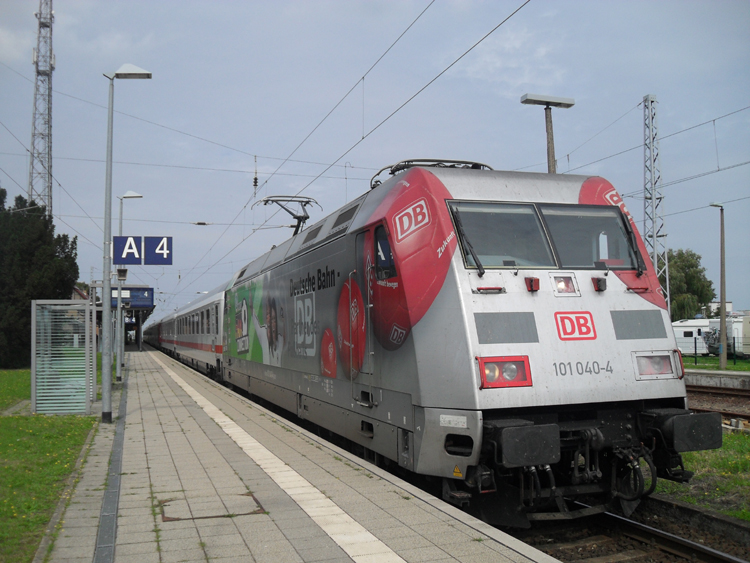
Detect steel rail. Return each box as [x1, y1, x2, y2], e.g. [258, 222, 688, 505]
[603, 510, 747, 563]
[687, 385, 750, 398]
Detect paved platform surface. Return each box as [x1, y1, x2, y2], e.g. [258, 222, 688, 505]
[47, 350, 558, 563]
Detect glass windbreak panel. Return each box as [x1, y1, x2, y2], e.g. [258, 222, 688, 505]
[450, 202, 556, 268]
[539, 205, 638, 269]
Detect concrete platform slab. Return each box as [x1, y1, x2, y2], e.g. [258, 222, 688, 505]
[42, 350, 559, 563]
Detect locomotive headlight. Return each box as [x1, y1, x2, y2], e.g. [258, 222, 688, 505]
[554, 276, 576, 293]
[634, 353, 675, 380]
[484, 363, 501, 383]
[502, 363, 518, 381]
[478, 356, 532, 389]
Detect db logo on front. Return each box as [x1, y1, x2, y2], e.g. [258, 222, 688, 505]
[393, 199, 430, 242]
[554, 311, 597, 340]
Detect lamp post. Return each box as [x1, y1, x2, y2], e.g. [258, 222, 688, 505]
[521, 94, 575, 174]
[116, 191, 143, 382]
[101, 64, 151, 424]
[710, 202, 727, 369]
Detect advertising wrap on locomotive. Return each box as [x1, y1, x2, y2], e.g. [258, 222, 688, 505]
[145, 161, 722, 527]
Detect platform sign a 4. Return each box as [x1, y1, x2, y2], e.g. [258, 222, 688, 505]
[144, 236, 172, 265]
[113, 236, 172, 265]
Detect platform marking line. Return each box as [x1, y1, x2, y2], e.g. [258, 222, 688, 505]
[151, 353, 405, 563]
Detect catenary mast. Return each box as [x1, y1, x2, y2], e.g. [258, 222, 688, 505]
[643, 94, 670, 314]
[27, 0, 55, 216]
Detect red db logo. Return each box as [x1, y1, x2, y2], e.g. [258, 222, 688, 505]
[393, 199, 430, 242]
[555, 312, 597, 341]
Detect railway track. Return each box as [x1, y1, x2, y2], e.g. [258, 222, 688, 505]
[224, 372, 750, 562]
[687, 385, 750, 421]
[686, 385, 750, 398]
[515, 503, 749, 562]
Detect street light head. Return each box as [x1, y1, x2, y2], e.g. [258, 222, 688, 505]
[120, 190, 143, 200]
[114, 63, 152, 79]
[709, 202, 723, 209]
[521, 93, 575, 108]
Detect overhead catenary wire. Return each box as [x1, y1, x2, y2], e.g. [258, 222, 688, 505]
[0, 152, 374, 181]
[161, 0, 440, 310]
[161, 0, 533, 313]
[664, 195, 750, 218]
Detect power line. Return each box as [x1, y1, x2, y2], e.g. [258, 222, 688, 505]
[0, 59, 377, 172]
[162, 0, 441, 309]
[664, 195, 750, 217]
[0, 118, 103, 234]
[621, 159, 750, 199]
[164, 0, 533, 309]
[569, 104, 750, 174]
[0, 151, 373, 181]
[515, 103, 750, 174]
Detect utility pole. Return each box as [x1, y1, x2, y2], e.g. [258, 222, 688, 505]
[27, 0, 55, 216]
[520, 94, 575, 174]
[643, 94, 670, 314]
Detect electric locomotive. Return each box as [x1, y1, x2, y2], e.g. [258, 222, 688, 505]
[146, 160, 722, 527]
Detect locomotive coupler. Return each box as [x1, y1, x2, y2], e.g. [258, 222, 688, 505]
[465, 464, 496, 494]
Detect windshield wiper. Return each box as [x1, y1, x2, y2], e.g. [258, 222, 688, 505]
[620, 215, 646, 277]
[451, 207, 485, 277]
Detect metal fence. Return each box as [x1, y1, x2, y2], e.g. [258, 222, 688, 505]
[31, 300, 95, 414]
[676, 335, 749, 364]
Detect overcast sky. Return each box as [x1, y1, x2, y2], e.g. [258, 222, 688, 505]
[1, 0, 748, 318]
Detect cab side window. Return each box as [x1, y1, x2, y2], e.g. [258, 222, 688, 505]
[375, 226, 397, 280]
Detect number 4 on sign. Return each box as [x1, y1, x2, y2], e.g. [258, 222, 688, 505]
[144, 236, 173, 265]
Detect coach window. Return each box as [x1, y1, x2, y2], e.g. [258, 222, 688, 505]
[375, 226, 397, 280]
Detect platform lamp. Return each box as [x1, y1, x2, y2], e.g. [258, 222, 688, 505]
[101, 64, 151, 424]
[116, 191, 143, 383]
[520, 94, 575, 174]
[710, 202, 727, 369]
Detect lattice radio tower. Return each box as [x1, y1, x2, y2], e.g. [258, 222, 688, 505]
[643, 94, 670, 314]
[27, 0, 55, 216]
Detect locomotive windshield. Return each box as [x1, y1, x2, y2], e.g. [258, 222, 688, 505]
[449, 202, 556, 268]
[538, 204, 639, 269]
[449, 201, 639, 270]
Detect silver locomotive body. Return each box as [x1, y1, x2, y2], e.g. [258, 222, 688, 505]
[150, 162, 722, 526]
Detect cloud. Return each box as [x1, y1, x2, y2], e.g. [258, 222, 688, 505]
[451, 26, 566, 98]
[0, 15, 35, 65]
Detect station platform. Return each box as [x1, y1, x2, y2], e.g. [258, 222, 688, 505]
[46, 350, 558, 563]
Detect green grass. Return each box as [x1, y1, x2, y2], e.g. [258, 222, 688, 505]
[655, 432, 750, 521]
[0, 415, 96, 563]
[0, 366, 101, 562]
[0, 370, 31, 411]
[681, 354, 750, 371]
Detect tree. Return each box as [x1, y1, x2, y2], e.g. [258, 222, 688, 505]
[0, 189, 79, 368]
[660, 249, 715, 321]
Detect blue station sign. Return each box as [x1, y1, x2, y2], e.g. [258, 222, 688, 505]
[110, 287, 155, 309]
[113, 236, 173, 265]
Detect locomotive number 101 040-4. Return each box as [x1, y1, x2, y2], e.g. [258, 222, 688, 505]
[552, 360, 614, 377]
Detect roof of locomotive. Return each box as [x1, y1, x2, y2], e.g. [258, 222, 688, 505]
[424, 167, 596, 205]
[229, 164, 605, 287]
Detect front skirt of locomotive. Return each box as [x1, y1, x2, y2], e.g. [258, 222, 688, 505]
[443, 402, 722, 527]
